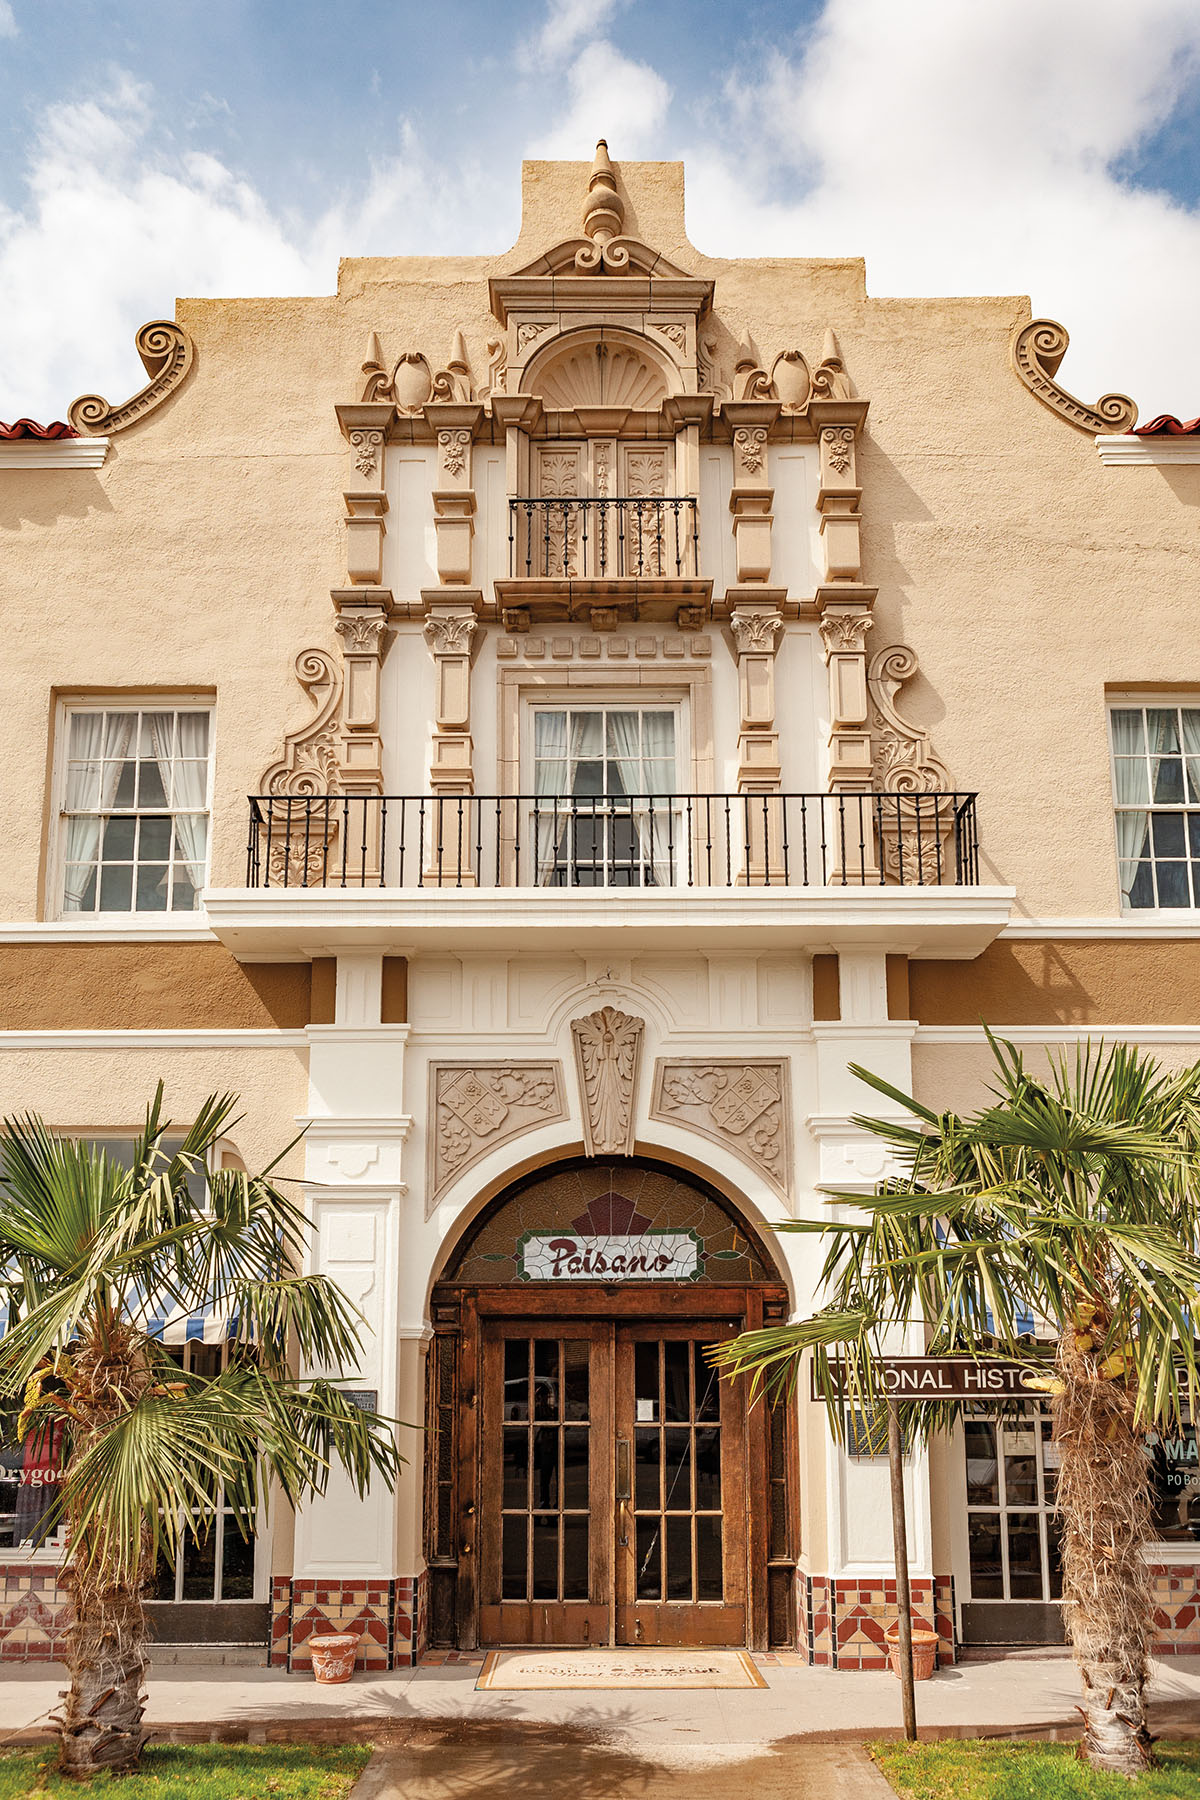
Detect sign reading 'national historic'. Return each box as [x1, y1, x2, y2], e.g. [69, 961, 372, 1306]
[516, 1229, 703, 1282]
[814, 1355, 1038, 1402]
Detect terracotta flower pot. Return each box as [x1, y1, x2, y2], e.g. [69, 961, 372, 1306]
[884, 1622, 940, 1681]
[308, 1632, 361, 1684]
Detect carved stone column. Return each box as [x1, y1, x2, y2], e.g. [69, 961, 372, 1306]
[335, 402, 394, 585]
[332, 599, 392, 878]
[729, 594, 787, 884]
[817, 589, 878, 879]
[724, 401, 780, 583]
[422, 601, 479, 884]
[427, 402, 484, 585]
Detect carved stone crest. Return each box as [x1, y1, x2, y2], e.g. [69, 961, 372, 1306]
[651, 1059, 792, 1201]
[733, 426, 766, 476]
[572, 1007, 644, 1157]
[428, 1063, 567, 1212]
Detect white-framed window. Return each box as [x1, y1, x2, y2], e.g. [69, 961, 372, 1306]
[54, 701, 213, 916]
[530, 703, 680, 887]
[1110, 703, 1200, 910]
[152, 1338, 261, 1604]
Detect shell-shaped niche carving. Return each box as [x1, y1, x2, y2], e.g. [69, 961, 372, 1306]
[532, 340, 669, 412]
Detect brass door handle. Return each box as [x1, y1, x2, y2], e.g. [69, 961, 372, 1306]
[616, 1438, 631, 1501]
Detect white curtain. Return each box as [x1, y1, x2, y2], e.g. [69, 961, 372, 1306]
[149, 712, 209, 896]
[533, 713, 590, 884]
[607, 712, 675, 885]
[1111, 709, 1152, 903]
[61, 712, 134, 911]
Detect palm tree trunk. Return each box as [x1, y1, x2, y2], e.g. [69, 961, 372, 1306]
[54, 1559, 149, 1778]
[1055, 1336, 1155, 1776]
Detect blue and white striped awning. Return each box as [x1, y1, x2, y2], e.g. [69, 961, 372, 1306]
[0, 1278, 241, 1348]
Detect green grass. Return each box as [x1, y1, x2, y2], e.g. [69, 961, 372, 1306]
[872, 1739, 1200, 1799]
[0, 1745, 372, 1800]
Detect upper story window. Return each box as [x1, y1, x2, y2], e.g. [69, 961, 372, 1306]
[532, 706, 678, 887]
[1111, 704, 1200, 909]
[56, 703, 212, 916]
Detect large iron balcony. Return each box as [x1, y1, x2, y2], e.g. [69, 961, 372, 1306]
[509, 496, 699, 579]
[245, 792, 980, 890]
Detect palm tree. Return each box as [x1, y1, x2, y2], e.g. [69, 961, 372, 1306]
[0, 1087, 403, 1780]
[713, 1035, 1200, 1779]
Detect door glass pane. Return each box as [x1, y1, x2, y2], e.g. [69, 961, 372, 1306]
[563, 1341, 589, 1420]
[562, 1428, 589, 1509]
[502, 1515, 527, 1599]
[636, 1518, 662, 1599]
[694, 1428, 721, 1509]
[532, 1517, 559, 1599]
[694, 1344, 720, 1421]
[664, 1429, 692, 1511]
[696, 1514, 723, 1601]
[181, 1526, 217, 1600]
[663, 1342, 690, 1421]
[533, 1341, 558, 1420]
[635, 1342, 659, 1421]
[503, 1427, 529, 1508]
[666, 1515, 692, 1600]
[635, 1429, 661, 1509]
[1006, 1513, 1043, 1598]
[532, 1426, 558, 1509]
[968, 1514, 1003, 1599]
[562, 1516, 588, 1601]
[504, 1340, 529, 1421]
[1004, 1451, 1038, 1507]
[221, 1522, 255, 1599]
[964, 1421, 998, 1504]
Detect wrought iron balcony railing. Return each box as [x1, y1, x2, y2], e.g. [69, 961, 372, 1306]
[509, 496, 700, 580]
[245, 791, 980, 891]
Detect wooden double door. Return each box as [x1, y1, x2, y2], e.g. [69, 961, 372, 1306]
[478, 1316, 748, 1647]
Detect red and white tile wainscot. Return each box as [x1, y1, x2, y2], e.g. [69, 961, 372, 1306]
[270, 1573, 429, 1670]
[0, 1563, 72, 1661]
[804, 1574, 956, 1670]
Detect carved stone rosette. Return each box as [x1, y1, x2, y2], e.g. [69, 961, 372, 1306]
[650, 1059, 792, 1201]
[428, 1063, 567, 1213]
[572, 1007, 644, 1157]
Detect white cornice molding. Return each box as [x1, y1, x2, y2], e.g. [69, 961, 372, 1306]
[0, 1028, 308, 1050]
[296, 1114, 414, 1137]
[0, 438, 109, 469]
[0, 920, 218, 943]
[914, 1025, 1200, 1045]
[1095, 434, 1200, 466]
[1001, 917, 1200, 939]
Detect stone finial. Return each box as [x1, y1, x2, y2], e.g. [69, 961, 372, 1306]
[582, 138, 624, 245]
[812, 329, 855, 400]
[576, 139, 630, 274]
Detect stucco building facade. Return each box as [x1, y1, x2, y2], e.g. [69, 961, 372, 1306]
[3, 144, 1200, 1670]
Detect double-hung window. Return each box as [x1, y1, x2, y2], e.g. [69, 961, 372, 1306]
[531, 706, 678, 887]
[57, 703, 212, 915]
[1110, 704, 1200, 910]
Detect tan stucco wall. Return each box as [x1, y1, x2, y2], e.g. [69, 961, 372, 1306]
[911, 940, 1200, 1025]
[2, 154, 1196, 925]
[0, 943, 311, 1029]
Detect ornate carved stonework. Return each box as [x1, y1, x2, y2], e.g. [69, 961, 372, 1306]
[576, 138, 632, 275]
[350, 428, 384, 478]
[819, 610, 873, 656]
[517, 322, 552, 355]
[335, 613, 389, 656]
[260, 649, 343, 797]
[651, 1060, 792, 1201]
[428, 1063, 567, 1212]
[1010, 318, 1137, 435]
[68, 320, 195, 435]
[438, 428, 471, 478]
[423, 611, 477, 656]
[771, 349, 811, 411]
[730, 609, 782, 654]
[430, 330, 475, 403]
[733, 335, 773, 401]
[648, 320, 687, 352]
[359, 341, 432, 412]
[572, 1007, 644, 1157]
[484, 337, 508, 397]
[811, 329, 855, 400]
[821, 426, 855, 475]
[733, 426, 767, 477]
[868, 644, 952, 794]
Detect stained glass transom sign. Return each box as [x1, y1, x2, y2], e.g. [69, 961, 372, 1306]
[441, 1159, 776, 1288]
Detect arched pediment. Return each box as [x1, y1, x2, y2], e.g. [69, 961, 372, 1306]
[523, 331, 673, 410]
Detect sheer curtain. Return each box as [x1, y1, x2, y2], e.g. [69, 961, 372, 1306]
[61, 712, 134, 911]
[1111, 709, 1152, 905]
[533, 713, 596, 884]
[149, 712, 210, 897]
[607, 712, 675, 885]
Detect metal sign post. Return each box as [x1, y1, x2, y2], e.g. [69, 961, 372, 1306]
[887, 1399, 918, 1741]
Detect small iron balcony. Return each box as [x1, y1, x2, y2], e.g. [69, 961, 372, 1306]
[245, 792, 980, 891]
[509, 496, 700, 580]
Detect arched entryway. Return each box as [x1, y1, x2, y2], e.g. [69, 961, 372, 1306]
[424, 1156, 796, 1651]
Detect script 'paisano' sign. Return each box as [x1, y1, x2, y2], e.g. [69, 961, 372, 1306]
[516, 1229, 703, 1283]
[814, 1356, 1037, 1403]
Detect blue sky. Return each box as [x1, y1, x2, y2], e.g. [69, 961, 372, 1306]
[2, 0, 1200, 420]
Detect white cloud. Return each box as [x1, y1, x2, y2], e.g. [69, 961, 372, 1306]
[532, 0, 623, 66]
[682, 0, 1200, 416]
[526, 40, 672, 159]
[0, 2, 17, 39]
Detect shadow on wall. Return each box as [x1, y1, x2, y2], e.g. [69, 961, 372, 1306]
[0, 470, 114, 531]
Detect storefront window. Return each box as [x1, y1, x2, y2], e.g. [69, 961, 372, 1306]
[964, 1406, 1062, 1604]
[150, 1341, 257, 1603]
[1148, 1427, 1200, 1542]
[0, 1409, 65, 1552]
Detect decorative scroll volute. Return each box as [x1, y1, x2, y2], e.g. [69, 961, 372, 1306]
[868, 645, 952, 794]
[68, 320, 195, 435]
[1010, 318, 1137, 435]
[259, 650, 343, 797]
[576, 139, 631, 275]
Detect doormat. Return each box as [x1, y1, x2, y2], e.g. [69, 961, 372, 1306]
[476, 1648, 767, 1690]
